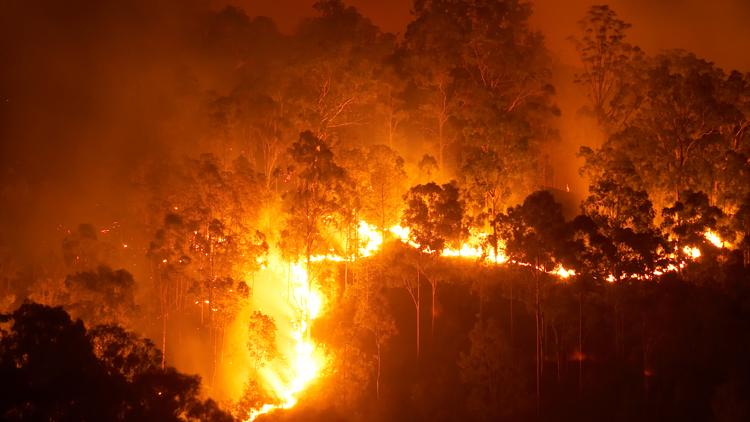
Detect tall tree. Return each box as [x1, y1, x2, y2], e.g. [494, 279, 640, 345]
[282, 131, 353, 310]
[495, 190, 566, 413]
[365, 145, 408, 235]
[581, 51, 741, 210]
[459, 146, 509, 234]
[402, 181, 465, 338]
[400, 0, 466, 175]
[352, 263, 397, 400]
[572, 5, 645, 132]
[292, 0, 394, 140]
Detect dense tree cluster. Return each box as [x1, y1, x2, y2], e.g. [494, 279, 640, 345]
[0, 303, 232, 421]
[576, 6, 750, 216]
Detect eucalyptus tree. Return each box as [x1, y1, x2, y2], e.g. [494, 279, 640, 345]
[494, 190, 567, 412]
[402, 181, 465, 338]
[571, 5, 645, 132]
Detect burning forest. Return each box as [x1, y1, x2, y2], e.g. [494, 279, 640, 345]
[2, 1, 750, 421]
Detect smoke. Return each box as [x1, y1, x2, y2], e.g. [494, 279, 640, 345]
[0, 0, 213, 264]
[532, 0, 750, 71]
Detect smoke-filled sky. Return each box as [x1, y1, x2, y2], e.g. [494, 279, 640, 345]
[226, 0, 750, 71]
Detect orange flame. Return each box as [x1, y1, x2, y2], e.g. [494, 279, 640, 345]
[245, 219, 721, 418]
[246, 257, 326, 421]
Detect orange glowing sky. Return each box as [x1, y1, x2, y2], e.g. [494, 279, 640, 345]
[217, 0, 750, 72]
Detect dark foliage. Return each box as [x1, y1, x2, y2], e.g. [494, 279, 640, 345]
[0, 303, 234, 421]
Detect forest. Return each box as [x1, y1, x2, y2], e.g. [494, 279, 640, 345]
[2, 1, 750, 421]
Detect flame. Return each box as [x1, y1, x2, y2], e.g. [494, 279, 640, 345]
[244, 219, 723, 418]
[246, 257, 327, 421]
[357, 221, 383, 257]
[440, 231, 509, 264]
[388, 224, 420, 248]
[552, 265, 576, 279]
[704, 230, 729, 248]
[683, 245, 702, 259]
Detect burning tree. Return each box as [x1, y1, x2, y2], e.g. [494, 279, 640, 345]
[282, 131, 353, 271]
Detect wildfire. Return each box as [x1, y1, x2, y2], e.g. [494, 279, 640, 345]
[247, 257, 326, 421]
[704, 230, 729, 248]
[245, 220, 721, 418]
[440, 231, 509, 264]
[388, 224, 420, 248]
[551, 265, 576, 279]
[683, 245, 702, 259]
[357, 221, 384, 257]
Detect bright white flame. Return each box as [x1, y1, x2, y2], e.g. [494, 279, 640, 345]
[704, 230, 729, 249]
[388, 224, 420, 248]
[357, 221, 383, 257]
[552, 265, 576, 279]
[683, 245, 701, 259]
[248, 258, 326, 421]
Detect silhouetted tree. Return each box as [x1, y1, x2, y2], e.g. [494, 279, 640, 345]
[402, 181, 465, 337]
[572, 5, 645, 131]
[0, 303, 234, 421]
[63, 266, 137, 327]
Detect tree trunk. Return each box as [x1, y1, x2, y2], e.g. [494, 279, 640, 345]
[376, 341, 382, 400]
[430, 279, 436, 340]
[161, 307, 167, 370]
[416, 267, 421, 359]
[510, 277, 514, 348]
[158, 269, 167, 370]
[553, 325, 561, 384]
[579, 290, 583, 394]
[535, 268, 541, 417]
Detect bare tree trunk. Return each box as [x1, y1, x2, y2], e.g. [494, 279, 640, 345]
[510, 277, 514, 348]
[478, 278, 483, 320]
[579, 290, 583, 394]
[417, 267, 421, 359]
[158, 269, 167, 370]
[553, 325, 561, 384]
[161, 308, 167, 370]
[535, 268, 541, 417]
[344, 221, 350, 297]
[220, 326, 226, 365]
[380, 185, 386, 240]
[642, 317, 650, 398]
[430, 279, 436, 340]
[376, 341, 382, 400]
